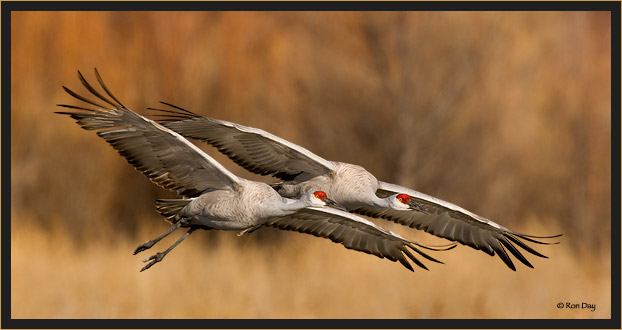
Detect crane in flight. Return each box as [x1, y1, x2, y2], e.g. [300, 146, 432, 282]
[56, 69, 454, 272]
[148, 101, 561, 271]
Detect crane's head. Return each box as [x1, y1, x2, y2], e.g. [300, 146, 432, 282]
[391, 193, 429, 214]
[310, 190, 347, 211]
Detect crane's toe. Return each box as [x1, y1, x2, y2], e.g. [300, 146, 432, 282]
[140, 252, 165, 272]
[133, 241, 155, 255]
[143, 252, 164, 263]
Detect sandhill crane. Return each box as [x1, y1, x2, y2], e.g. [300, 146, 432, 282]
[56, 69, 455, 272]
[148, 103, 561, 271]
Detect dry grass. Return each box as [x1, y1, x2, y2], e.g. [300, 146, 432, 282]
[11, 217, 610, 319]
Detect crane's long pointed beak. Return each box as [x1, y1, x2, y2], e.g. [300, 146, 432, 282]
[408, 201, 429, 215]
[324, 198, 348, 212]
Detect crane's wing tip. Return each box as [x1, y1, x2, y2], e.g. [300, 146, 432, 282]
[510, 232, 563, 245]
[519, 232, 563, 239]
[406, 244, 446, 265]
[415, 241, 458, 251]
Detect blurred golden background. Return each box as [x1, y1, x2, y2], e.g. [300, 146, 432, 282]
[10, 11, 611, 319]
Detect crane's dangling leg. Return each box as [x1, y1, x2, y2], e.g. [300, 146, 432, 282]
[133, 221, 183, 255]
[140, 227, 198, 272]
[237, 225, 262, 236]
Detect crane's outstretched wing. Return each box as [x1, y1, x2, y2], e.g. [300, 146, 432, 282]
[149, 102, 334, 182]
[56, 69, 240, 198]
[353, 181, 562, 271]
[264, 206, 456, 272]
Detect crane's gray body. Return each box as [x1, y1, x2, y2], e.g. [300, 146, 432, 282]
[180, 179, 305, 230]
[274, 162, 380, 209]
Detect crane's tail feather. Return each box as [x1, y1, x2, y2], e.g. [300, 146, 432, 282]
[155, 199, 192, 222]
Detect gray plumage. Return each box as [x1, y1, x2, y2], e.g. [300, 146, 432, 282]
[56, 69, 454, 272]
[150, 101, 561, 271]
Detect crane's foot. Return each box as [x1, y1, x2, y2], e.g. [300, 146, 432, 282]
[133, 221, 183, 255]
[137, 227, 197, 272]
[134, 241, 156, 255]
[140, 252, 165, 272]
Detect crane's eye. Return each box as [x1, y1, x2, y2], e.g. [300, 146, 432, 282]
[314, 191, 327, 200]
[396, 194, 411, 204]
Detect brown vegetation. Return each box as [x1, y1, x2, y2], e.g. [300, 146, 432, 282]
[10, 11, 611, 319]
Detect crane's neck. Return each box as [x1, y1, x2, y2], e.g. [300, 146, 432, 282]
[337, 193, 390, 210]
[370, 195, 394, 209]
[277, 197, 309, 215]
